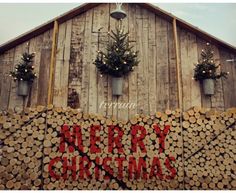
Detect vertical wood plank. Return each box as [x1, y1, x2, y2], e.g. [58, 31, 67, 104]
[27, 31, 52, 107]
[210, 44, 224, 110]
[37, 48, 51, 105]
[188, 32, 201, 107]
[8, 43, 28, 110]
[53, 20, 72, 107]
[106, 4, 113, 118]
[230, 53, 236, 106]
[135, 5, 149, 114]
[48, 21, 58, 105]
[117, 3, 129, 121]
[88, 10, 98, 114]
[156, 17, 169, 111]
[68, 13, 86, 109]
[0, 49, 15, 110]
[109, 3, 119, 119]
[180, 29, 201, 110]
[148, 11, 157, 115]
[220, 48, 235, 108]
[93, 4, 110, 116]
[128, 4, 138, 118]
[168, 21, 178, 109]
[81, 9, 93, 113]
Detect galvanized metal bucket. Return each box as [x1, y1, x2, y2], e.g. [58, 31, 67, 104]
[17, 80, 30, 96]
[112, 77, 123, 96]
[203, 78, 214, 96]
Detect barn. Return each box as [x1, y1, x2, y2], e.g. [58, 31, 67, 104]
[0, 3, 236, 190]
[0, 3, 236, 120]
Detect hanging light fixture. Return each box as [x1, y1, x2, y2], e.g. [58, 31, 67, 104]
[110, 3, 127, 20]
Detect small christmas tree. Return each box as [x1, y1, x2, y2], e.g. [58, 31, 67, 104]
[10, 52, 36, 83]
[193, 43, 228, 81]
[94, 27, 139, 77]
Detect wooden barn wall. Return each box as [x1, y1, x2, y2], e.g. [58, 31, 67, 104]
[66, 4, 179, 121]
[0, 3, 236, 119]
[0, 30, 53, 111]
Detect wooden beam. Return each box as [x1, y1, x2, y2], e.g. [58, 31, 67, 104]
[173, 18, 182, 110]
[47, 20, 58, 105]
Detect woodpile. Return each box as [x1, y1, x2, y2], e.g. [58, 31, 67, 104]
[0, 105, 235, 190]
[0, 106, 46, 190]
[183, 107, 236, 190]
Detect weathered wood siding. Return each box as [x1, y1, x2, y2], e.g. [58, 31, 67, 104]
[0, 30, 53, 110]
[0, 3, 235, 120]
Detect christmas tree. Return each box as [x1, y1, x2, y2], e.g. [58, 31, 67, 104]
[194, 43, 228, 81]
[10, 52, 36, 83]
[94, 27, 139, 77]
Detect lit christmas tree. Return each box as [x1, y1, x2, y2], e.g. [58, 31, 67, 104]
[10, 52, 36, 82]
[94, 27, 139, 77]
[193, 43, 228, 81]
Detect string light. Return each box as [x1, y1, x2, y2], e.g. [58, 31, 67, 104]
[25, 69, 27, 72]
[227, 72, 230, 74]
[124, 61, 127, 64]
[202, 71, 206, 73]
[116, 67, 118, 70]
[100, 74, 103, 77]
[206, 42, 210, 46]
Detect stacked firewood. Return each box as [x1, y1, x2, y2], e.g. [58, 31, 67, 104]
[0, 105, 235, 190]
[183, 107, 236, 190]
[0, 106, 46, 190]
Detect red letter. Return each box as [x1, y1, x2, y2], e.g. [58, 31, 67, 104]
[62, 156, 77, 180]
[115, 157, 125, 179]
[60, 124, 83, 153]
[79, 156, 92, 180]
[164, 156, 177, 180]
[49, 157, 61, 180]
[108, 125, 124, 153]
[90, 125, 101, 153]
[128, 157, 147, 180]
[95, 157, 100, 180]
[153, 125, 170, 153]
[149, 157, 163, 180]
[102, 157, 113, 180]
[131, 125, 147, 153]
